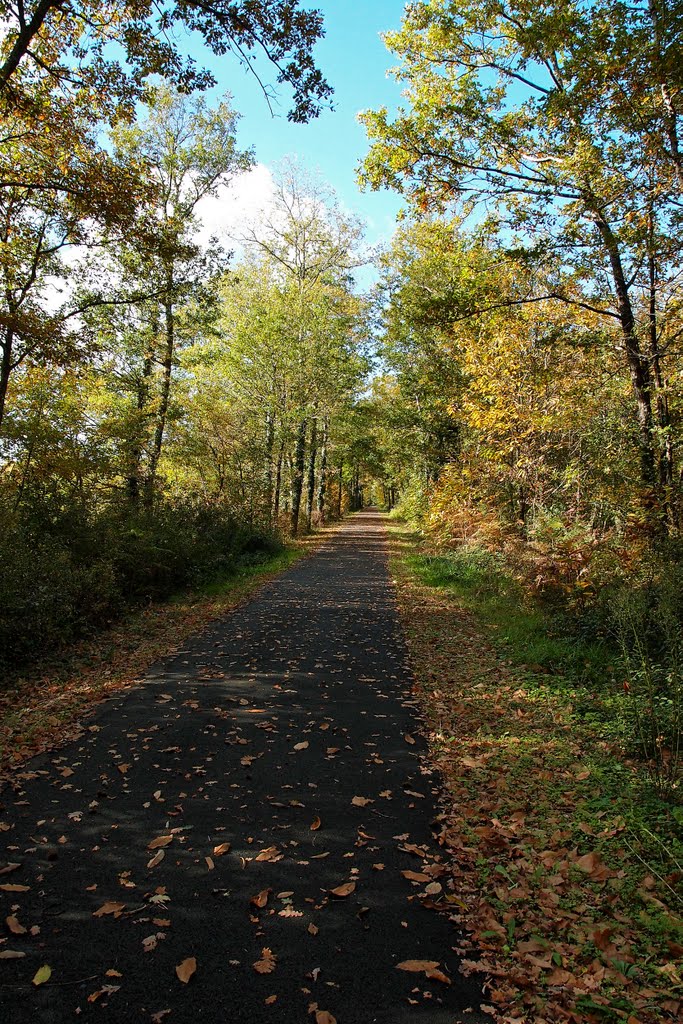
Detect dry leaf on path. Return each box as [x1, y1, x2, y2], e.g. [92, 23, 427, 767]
[175, 957, 196, 983]
[93, 902, 126, 917]
[396, 960, 440, 973]
[6, 915, 26, 934]
[351, 796, 373, 807]
[213, 842, 231, 857]
[316, 1012, 337, 1024]
[310, 816, 321, 831]
[329, 882, 356, 897]
[147, 850, 165, 869]
[0, 950, 25, 959]
[251, 888, 270, 909]
[402, 870, 430, 883]
[253, 948, 276, 974]
[147, 835, 173, 851]
[293, 741, 309, 751]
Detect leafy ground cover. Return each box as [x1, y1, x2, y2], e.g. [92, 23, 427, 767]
[388, 525, 683, 1023]
[0, 531, 334, 776]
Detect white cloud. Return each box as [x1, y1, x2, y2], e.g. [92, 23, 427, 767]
[196, 163, 276, 250]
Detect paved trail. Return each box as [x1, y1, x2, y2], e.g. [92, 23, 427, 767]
[0, 512, 484, 1023]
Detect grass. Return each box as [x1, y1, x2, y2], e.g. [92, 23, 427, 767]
[388, 525, 683, 1024]
[0, 529, 332, 774]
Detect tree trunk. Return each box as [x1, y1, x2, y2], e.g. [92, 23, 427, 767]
[316, 417, 329, 521]
[305, 416, 318, 533]
[264, 411, 275, 522]
[145, 271, 175, 504]
[336, 461, 343, 519]
[647, 230, 674, 494]
[0, 326, 13, 433]
[127, 349, 153, 503]
[591, 207, 657, 488]
[273, 440, 284, 521]
[290, 419, 307, 536]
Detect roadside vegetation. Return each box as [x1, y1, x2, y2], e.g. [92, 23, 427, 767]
[390, 525, 683, 1023]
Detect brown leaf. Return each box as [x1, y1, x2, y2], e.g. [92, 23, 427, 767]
[310, 816, 321, 831]
[0, 950, 25, 959]
[308, 923, 319, 935]
[147, 835, 173, 851]
[253, 948, 277, 974]
[6, 915, 26, 935]
[402, 870, 431, 883]
[351, 796, 373, 807]
[0, 884, 29, 892]
[293, 741, 309, 751]
[93, 902, 126, 917]
[396, 960, 440, 973]
[147, 850, 165, 869]
[175, 957, 196, 984]
[329, 882, 356, 898]
[265, 995, 277, 1005]
[255, 846, 281, 862]
[426, 968, 451, 985]
[316, 1012, 337, 1024]
[213, 842, 231, 857]
[251, 888, 270, 909]
[404, 733, 416, 745]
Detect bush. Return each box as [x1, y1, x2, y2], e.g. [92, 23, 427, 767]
[0, 497, 282, 673]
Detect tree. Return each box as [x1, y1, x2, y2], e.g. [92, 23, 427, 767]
[0, 0, 332, 123]
[243, 162, 367, 533]
[360, 0, 683, 500]
[82, 85, 251, 502]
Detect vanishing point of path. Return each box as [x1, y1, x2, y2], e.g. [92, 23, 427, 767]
[1, 512, 485, 1024]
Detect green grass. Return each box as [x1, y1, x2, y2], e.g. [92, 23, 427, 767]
[177, 544, 302, 600]
[406, 547, 615, 686]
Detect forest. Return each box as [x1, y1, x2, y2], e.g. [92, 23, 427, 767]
[1, 1, 683, 1019]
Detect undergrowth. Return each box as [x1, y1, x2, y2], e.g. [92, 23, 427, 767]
[391, 526, 683, 1023]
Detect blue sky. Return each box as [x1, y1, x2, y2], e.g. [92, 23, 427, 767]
[187, 1, 408, 260]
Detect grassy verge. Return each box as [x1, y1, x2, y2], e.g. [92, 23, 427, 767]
[389, 525, 683, 1024]
[0, 527, 333, 776]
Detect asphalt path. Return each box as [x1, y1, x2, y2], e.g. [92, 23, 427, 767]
[0, 511, 485, 1024]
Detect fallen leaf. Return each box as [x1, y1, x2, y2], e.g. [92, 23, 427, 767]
[0, 884, 29, 892]
[310, 816, 321, 831]
[316, 1012, 337, 1024]
[33, 965, 52, 986]
[293, 741, 309, 751]
[253, 948, 277, 974]
[330, 882, 356, 897]
[255, 846, 281, 862]
[251, 889, 270, 909]
[351, 796, 373, 807]
[6, 915, 26, 935]
[147, 850, 165, 869]
[404, 734, 416, 745]
[265, 995, 277, 1005]
[93, 902, 126, 917]
[396, 960, 440, 973]
[0, 950, 25, 959]
[426, 968, 451, 985]
[308, 923, 319, 935]
[175, 957, 197, 983]
[402, 870, 431, 883]
[213, 843, 231, 857]
[147, 835, 173, 851]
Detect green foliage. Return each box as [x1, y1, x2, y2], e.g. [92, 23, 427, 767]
[0, 498, 281, 673]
